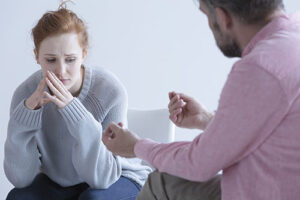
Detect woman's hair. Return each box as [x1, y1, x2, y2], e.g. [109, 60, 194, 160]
[32, 1, 89, 54]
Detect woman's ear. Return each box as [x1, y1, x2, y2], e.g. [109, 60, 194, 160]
[82, 49, 88, 61]
[34, 49, 40, 64]
[215, 7, 233, 33]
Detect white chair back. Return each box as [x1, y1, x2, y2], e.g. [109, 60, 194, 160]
[127, 109, 175, 143]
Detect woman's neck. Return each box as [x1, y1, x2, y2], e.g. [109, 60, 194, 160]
[72, 66, 85, 97]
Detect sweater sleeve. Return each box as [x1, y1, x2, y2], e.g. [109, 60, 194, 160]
[134, 64, 290, 182]
[4, 95, 42, 188]
[58, 92, 127, 189]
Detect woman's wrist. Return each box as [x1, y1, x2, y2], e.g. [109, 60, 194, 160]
[25, 98, 39, 110]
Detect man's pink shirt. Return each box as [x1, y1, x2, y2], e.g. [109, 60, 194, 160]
[135, 13, 300, 200]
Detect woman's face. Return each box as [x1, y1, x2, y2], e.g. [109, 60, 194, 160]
[36, 32, 87, 95]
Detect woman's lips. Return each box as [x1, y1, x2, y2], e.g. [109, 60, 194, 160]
[59, 79, 70, 84]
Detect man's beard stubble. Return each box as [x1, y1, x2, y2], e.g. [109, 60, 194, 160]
[213, 22, 242, 58]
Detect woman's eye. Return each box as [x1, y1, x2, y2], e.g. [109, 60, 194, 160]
[46, 58, 56, 63]
[66, 58, 76, 63]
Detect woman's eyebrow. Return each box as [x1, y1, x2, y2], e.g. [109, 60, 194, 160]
[64, 54, 78, 56]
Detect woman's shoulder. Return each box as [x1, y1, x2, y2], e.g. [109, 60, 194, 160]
[88, 67, 127, 100]
[91, 67, 123, 86]
[13, 70, 43, 97]
[10, 70, 43, 109]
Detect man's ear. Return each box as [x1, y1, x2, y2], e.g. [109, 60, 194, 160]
[34, 48, 40, 64]
[215, 7, 233, 33]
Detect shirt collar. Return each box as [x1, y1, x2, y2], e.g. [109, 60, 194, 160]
[242, 13, 289, 57]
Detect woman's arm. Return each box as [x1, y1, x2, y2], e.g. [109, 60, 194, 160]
[4, 90, 42, 188]
[59, 88, 127, 189]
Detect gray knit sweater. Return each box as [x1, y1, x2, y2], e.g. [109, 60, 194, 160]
[4, 67, 152, 189]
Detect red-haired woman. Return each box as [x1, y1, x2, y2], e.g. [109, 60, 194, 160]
[4, 4, 151, 200]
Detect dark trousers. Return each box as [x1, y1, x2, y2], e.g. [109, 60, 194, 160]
[6, 173, 141, 200]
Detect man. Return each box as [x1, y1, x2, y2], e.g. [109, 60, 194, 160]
[102, 0, 300, 199]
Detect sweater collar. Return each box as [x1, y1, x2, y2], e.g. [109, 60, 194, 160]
[77, 66, 92, 101]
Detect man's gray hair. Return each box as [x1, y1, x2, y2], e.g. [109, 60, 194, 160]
[198, 0, 284, 24]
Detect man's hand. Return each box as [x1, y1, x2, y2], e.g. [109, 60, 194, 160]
[102, 122, 140, 158]
[168, 91, 214, 130]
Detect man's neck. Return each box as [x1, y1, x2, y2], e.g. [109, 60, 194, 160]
[235, 9, 286, 51]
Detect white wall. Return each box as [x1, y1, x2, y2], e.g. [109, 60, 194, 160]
[1, 0, 299, 197]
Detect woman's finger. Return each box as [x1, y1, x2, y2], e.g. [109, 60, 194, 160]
[46, 77, 65, 101]
[47, 71, 68, 95]
[40, 97, 51, 106]
[50, 71, 70, 94]
[38, 76, 47, 92]
[43, 91, 64, 107]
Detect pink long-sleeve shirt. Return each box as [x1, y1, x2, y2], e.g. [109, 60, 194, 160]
[134, 13, 300, 200]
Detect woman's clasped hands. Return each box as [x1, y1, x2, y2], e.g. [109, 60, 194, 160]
[25, 71, 73, 110]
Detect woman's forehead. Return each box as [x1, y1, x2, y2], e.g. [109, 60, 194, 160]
[39, 33, 82, 55]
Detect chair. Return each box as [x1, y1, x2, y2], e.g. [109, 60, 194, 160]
[127, 109, 175, 143]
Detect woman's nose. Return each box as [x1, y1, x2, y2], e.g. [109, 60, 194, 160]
[54, 61, 66, 76]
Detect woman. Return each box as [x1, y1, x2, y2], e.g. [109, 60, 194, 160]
[4, 4, 151, 200]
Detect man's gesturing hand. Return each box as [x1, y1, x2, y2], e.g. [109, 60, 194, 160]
[168, 91, 214, 130]
[102, 122, 140, 158]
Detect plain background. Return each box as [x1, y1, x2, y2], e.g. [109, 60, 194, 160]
[0, 0, 299, 197]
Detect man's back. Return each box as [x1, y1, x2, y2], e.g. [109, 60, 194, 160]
[222, 13, 300, 200]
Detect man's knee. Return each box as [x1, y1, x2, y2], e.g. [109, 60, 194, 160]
[136, 171, 162, 200]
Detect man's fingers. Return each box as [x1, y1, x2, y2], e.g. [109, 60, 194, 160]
[109, 122, 122, 133]
[103, 126, 114, 138]
[170, 108, 182, 122]
[168, 91, 176, 100]
[169, 99, 185, 112]
[178, 93, 194, 102]
[102, 131, 111, 144]
[172, 108, 182, 116]
[103, 122, 122, 141]
[168, 95, 179, 110]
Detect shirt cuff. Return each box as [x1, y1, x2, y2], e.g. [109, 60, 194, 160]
[134, 139, 159, 166]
